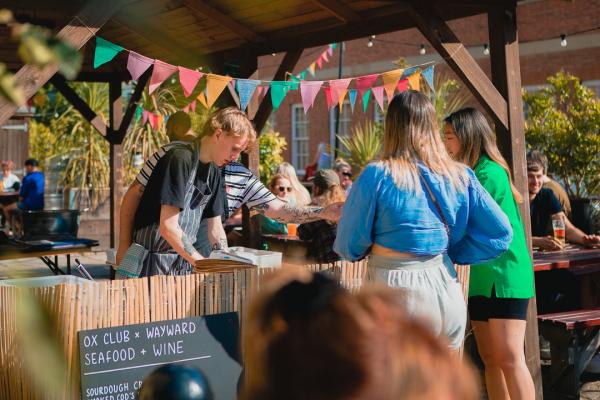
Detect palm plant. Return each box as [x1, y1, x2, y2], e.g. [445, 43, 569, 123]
[421, 71, 472, 129]
[337, 121, 384, 173]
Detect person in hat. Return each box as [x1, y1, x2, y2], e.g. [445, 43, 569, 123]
[297, 169, 346, 263]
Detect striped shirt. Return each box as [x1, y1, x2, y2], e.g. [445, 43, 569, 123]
[135, 143, 276, 218]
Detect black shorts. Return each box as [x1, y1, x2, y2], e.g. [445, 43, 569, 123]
[468, 288, 530, 321]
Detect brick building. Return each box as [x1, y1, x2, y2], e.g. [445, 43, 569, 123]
[256, 0, 600, 175]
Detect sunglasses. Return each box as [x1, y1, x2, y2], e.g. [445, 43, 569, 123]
[342, 172, 352, 178]
[278, 186, 293, 193]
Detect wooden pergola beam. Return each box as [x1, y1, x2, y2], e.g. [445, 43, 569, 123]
[0, 0, 122, 125]
[108, 78, 124, 249]
[183, 0, 264, 43]
[408, 1, 509, 130]
[49, 74, 108, 137]
[488, 6, 543, 399]
[311, 0, 362, 22]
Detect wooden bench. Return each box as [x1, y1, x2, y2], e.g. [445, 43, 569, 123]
[538, 309, 600, 398]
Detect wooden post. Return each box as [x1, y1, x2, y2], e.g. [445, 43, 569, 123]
[108, 79, 124, 248]
[488, 7, 543, 399]
[242, 49, 303, 248]
[408, 1, 509, 131]
[0, 0, 122, 125]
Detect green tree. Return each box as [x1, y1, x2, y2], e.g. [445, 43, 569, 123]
[523, 72, 600, 198]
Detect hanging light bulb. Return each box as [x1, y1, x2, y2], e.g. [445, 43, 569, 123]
[367, 38, 373, 48]
[483, 43, 490, 55]
[370, 34, 376, 39]
[560, 34, 567, 47]
[271, 53, 276, 57]
[419, 44, 426, 55]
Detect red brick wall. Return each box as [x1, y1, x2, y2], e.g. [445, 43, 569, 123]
[257, 0, 600, 174]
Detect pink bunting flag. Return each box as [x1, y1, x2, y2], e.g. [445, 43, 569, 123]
[327, 45, 333, 57]
[316, 57, 323, 69]
[300, 81, 323, 113]
[397, 79, 409, 93]
[178, 66, 203, 97]
[322, 51, 329, 62]
[372, 86, 385, 111]
[148, 113, 158, 130]
[329, 78, 352, 108]
[183, 105, 190, 113]
[190, 100, 196, 112]
[256, 85, 264, 98]
[149, 60, 177, 94]
[355, 74, 379, 96]
[381, 68, 404, 103]
[127, 51, 154, 81]
[142, 110, 148, 124]
[324, 87, 332, 110]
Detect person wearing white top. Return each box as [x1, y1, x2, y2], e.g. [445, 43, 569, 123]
[0, 160, 20, 228]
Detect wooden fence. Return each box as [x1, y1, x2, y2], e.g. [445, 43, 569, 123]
[0, 260, 467, 399]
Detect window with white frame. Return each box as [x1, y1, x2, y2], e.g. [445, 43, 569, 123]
[291, 104, 310, 172]
[329, 100, 353, 153]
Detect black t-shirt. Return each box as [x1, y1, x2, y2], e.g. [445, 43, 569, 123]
[530, 187, 562, 237]
[134, 144, 224, 230]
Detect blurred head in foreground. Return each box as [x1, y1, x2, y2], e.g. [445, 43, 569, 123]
[241, 269, 479, 400]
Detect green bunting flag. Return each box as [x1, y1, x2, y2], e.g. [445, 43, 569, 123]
[362, 89, 371, 113]
[271, 81, 294, 111]
[94, 37, 124, 69]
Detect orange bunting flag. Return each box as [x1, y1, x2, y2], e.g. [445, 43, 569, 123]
[205, 74, 232, 108]
[197, 92, 208, 108]
[329, 78, 352, 110]
[381, 68, 404, 103]
[308, 63, 316, 77]
[408, 71, 421, 91]
[322, 50, 329, 62]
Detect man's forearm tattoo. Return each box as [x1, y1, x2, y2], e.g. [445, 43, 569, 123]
[211, 238, 229, 251]
[182, 234, 196, 256]
[274, 204, 324, 223]
[253, 203, 270, 214]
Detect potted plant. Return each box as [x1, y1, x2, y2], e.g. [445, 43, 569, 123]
[523, 71, 600, 233]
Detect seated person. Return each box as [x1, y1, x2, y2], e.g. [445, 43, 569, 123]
[298, 169, 345, 263]
[333, 158, 353, 195]
[5, 159, 44, 234]
[527, 150, 571, 217]
[0, 160, 20, 227]
[528, 157, 600, 251]
[241, 270, 479, 400]
[257, 174, 291, 235]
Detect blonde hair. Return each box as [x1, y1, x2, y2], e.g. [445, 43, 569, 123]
[313, 184, 346, 207]
[268, 174, 290, 193]
[276, 162, 312, 206]
[383, 91, 468, 192]
[445, 107, 523, 203]
[201, 107, 257, 151]
[242, 269, 480, 400]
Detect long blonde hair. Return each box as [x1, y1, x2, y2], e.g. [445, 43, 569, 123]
[444, 107, 523, 203]
[383, 91, 468, 192]
[276, 162, 312, 206]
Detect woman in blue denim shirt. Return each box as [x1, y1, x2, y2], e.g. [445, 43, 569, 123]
[334, 91, 513, 350]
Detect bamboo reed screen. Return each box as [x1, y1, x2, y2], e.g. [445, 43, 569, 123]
[0, 260, 468, 399]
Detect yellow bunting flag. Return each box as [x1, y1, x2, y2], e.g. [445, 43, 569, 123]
[381, 68, 404, 102]
[205, 74, 232, 108]
[408, 71, 421, 91]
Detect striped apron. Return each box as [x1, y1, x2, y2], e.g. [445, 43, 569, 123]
[133, 148, 213, 276]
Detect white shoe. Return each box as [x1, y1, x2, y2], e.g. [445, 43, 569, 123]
[586, 353, 600, 374]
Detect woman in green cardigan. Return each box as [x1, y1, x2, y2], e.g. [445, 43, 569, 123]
[444, 108, 535, 400]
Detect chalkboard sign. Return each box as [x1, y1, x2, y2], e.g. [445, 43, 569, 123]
[78, 312, 241, 400]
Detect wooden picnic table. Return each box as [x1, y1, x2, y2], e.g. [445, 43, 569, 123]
[533, 245, 600, 274]
[262, 233, 307, 264]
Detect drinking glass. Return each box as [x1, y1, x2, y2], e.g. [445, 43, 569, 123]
[551, 215, 566, 246]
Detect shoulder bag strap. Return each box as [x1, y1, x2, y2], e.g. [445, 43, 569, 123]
[419, 172, 450, 238]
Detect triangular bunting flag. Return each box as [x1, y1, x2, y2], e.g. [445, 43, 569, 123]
[134, 105, 142, 123]
[197, 92, 208, 108]
[401, 66, 419, 79]
[157, 115, 164, 129]
[423, 66, 435, 92]
[127, 51, 154, 81]
[331, 43, 337, 50]
[327, 46, 333, 57]
[183, 105, 190, 113]
[382, 68, 404, 103]
[142, 110, 148, 124]
[362, 89, 371, 113]
[300, 81, 323, 113]
[308, 63, 316, 77]
[372, 86, 385, 111]
[325, 87, 332, 110]
[329, 78, 352, 109]
[178, 66, 203, 97]
[190, 100, 196, 112]
[270, 81, 293, 111]
[322, 51, 329, 62]
[397, 79, 409, 93]
[148, 113, 158, 130]
[289, 75, 300, 90]
[256, 85, 264, 98]
[362, 89, 371, 112]
[316, 57, 323, 69]
[227, 80, 241, 108]
[348, 89, 357, 113]
[94, 37, 124, 69]
[149, 60, 177, 94]
[205, 74, 232, 108]
[356, 74, 379, 96]
[408, 72, 421, 91]
[300, 71, 306, 80]
[236, 79, 260, 111]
